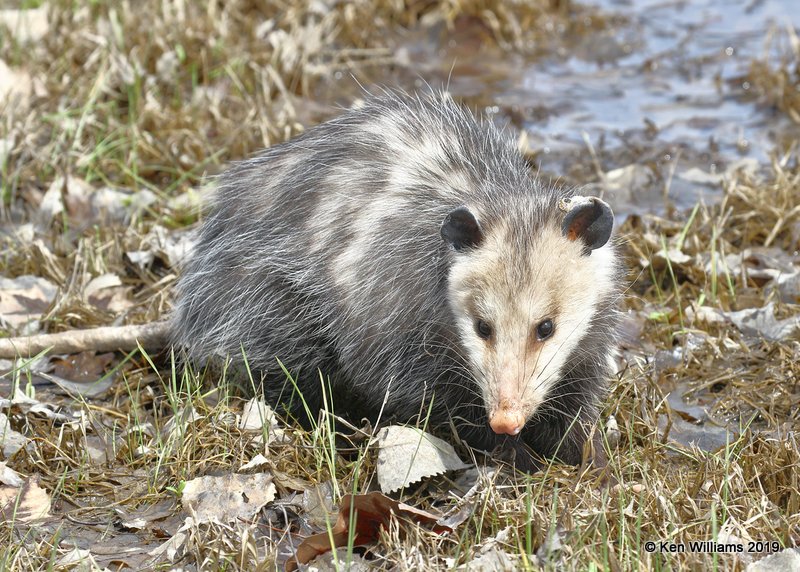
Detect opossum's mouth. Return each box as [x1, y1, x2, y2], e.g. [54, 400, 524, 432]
[488, 399, 527, 436]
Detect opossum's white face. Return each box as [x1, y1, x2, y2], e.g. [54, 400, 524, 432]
[442, 199, 617, 435]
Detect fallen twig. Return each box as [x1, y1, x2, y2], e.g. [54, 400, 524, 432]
[0, 322, 170, 359]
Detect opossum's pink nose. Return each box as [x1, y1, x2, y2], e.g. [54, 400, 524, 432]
[489, 403, 525, 436]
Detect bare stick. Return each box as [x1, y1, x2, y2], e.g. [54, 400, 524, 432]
[0, 322, 170, 359]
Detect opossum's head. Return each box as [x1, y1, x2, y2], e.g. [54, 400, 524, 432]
[441, 196, 616, 436]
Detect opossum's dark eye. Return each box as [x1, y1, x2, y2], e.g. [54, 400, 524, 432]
[475, 319, 493, 340]
[536, 319, 554, 340]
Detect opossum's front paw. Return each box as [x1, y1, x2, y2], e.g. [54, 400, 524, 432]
[490, 441, 544, 473]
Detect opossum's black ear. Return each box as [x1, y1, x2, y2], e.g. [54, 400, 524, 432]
[561, 196, 614, 255]
[441, 207, 483, 251]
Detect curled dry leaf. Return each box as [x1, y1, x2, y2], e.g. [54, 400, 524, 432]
[127, 225, 196, 271]
[161, 405, 203, 438]
[40, 371, 115, 399]
[84, 273, 133, 314]
[240, 397, 286, 444]
[298, 480, 336, 529]
[376, 425, 470, 493]
[239, 453, 270, 473]
[650, 247, 693, 270]
[438, 467, 496, 530]
[239, 398, 278, 431]
[457, 526, 521, 571]
[286, 491, 451, 572]
[0, 462, 23, 487]
[55, 548, 98, 569]
[147, 528, 187, 563]
[37, 175, 93, 224]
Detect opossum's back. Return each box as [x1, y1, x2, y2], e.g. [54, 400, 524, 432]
[171, 94, 544, 377]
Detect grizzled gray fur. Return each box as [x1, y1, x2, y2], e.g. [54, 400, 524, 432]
[172, 92, 621, 470]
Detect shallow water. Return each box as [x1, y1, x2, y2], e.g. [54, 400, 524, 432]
[394, 0, 800, 215]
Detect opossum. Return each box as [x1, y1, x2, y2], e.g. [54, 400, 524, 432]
[172, 92, 621, 470]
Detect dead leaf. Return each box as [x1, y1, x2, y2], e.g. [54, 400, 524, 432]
[0, 7, 50, 43]
[125, 250, 155, 270]
[37, 175, 92, 224]
[0, 59, 32, 107]
[460, 544, 519, 571]
[162, 405, 203, 438]
[0, 412, 28, 457]
[705, 248, 797, 286]
[116, 499, 176, 531]
[52, 351, 115, 382]
[84, 273, 122, 298]
[84, 434, 110, 465]
[239, 397, 278, 431]
[89, 187, 132, 221]
[239, 453, 270, 473]
[438, 467, 494, 530]
[0, 476, 51, 522]
[0, 461, 23, 487]
[28, 403, 74, 423]
[686, 304, 728, 326]
[604, 164, 653, 193]
[55, 548, 98, 569]
[147, 527, 187, 562]
[40, 371, 115, 399]
[650, 247, 693, 270]
[128, 225, 196, 271]
[272, 469, 313, 492]
[774, 270, 800, 303]
[724, 302, 800, 341]
[605, 415, 620, 450]
[0, 275, 58, 332]
[305, 550, 372, 571]
[286, 491, 450, 571]
[181, 472, 276, 524]
[535, 526, 565, 568]
[376, 425, 470, 493]
[746, 548, 800, 572]
[299, 480, 336, 528]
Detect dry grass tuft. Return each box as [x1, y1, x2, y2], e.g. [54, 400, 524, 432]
[1, 1, 799, 570]
[744, 25, 800, 124]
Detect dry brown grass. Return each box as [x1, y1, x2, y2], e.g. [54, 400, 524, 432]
[744, 26, 800, 125]
[1, 1, 799, 571]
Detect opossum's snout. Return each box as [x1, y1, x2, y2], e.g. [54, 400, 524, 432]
[489, 400, 526, 435]
[487, 376, 541, 435]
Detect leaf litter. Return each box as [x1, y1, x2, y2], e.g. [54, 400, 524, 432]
[376, 425, 471, 494]
[181, 472, 276, 524]
[0, 0, 799, 570]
